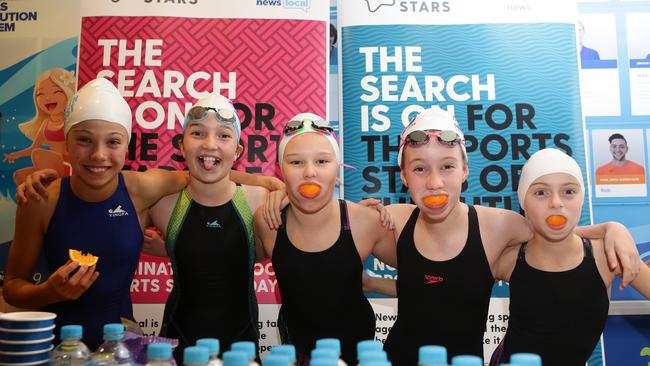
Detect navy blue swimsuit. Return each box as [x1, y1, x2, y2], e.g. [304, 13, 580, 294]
[43, 174, 143, 349]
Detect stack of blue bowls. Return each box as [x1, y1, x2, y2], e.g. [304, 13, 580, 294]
[0, 312, 56, 366]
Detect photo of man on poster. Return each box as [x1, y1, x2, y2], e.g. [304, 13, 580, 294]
[596, 132, 646, 178]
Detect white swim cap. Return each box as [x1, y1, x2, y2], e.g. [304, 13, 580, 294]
[277, 113, 340, 165]
[517, 148, 584, 211]
[183, 93, 241, 141]
[397, 108, 466, 166]
[64, 78, 132, 141]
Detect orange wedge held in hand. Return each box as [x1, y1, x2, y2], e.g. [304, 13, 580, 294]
[299, 184, 321, 198]
[69, 249, 99, 266]
[423, 194, 448, 208]
[545, 215, 567, 228]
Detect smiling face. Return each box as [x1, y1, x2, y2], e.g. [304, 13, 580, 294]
[400, 137, 468, 222]
[281, 133, 338, 214]
[609, 138, 628, 162]
[66, 119, 129, 195]
[524, 173, 584, 243]
[180, 114, 242, 185]
[36, 77, 68, 116]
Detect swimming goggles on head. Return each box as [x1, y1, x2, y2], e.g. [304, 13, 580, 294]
[184, 106, 237, 125]
[283, 117, 334, 137]
[400, 129, 465, 149]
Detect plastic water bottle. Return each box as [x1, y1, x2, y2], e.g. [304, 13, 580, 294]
[184, 346, 209, 366]
[315, 339, 347, 366]
[262, 354, 290, 366]
[230, 342, 259, 366]
[223, 351, 249, 366]
[270, 345, 296, 366]
[196, 338, 222, 366]
[146, 343, 174, 366]
[92, 323, 134, 366]
[510, 353, 542, 366]
[450, 355, 482, 366]
[50, 325, 92, 366]
[418, 345, 447, 366]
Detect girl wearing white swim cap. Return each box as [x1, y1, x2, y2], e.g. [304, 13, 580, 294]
[366, 108, 641, 366]
[254, 113, 396, 366]
[4, 77, 191, 348]
[489, 148, 650, 366]
[9, 85, 285, 352]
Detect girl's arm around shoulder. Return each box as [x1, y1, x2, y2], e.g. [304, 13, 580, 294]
[253, 203, 277, 262]
[123, 169, 189, 212]
[629, 262, 650, 299]
[347, 201, 397, 268]
[493, 244, 520, 282]
[242, 184, 269, 214]
[474, 206, 532, 263]
[591, 238, 622, 296]
[384, 203, 417, 242]
[3, 180, 61, 308]
[576, 221, 640, 290]
[244, 184, 270, 262]
[592, 237, 650, 298]
[231, 170, 285, 192]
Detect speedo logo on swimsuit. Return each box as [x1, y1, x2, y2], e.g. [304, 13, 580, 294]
[108, 205, 128, 217]
[424, 275, 444, 284]
[206, 220, 222, 229]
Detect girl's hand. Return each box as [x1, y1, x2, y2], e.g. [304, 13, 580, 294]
[359, 198, 395, 230]
[263, 189, 289, 230]
[45, 260, 99, 302]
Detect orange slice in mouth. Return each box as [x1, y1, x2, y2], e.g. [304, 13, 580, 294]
[69, 249, 99, 266]
[423, 195, 448, 208]
[545, 215, 567, 228]
[298, 184, 321, 198]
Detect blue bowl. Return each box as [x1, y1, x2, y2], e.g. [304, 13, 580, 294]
[0, 338, 53, 353]
[0, 327, 54, 342]
[0, 348, 50, 364]
[0, 313, 56, 330]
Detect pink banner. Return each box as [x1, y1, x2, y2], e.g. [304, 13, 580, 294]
[78, 16, 326, 175]
[78, 15, 327, 306]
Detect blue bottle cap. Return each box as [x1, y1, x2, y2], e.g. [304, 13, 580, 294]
[451, 355, 482, 366]
[60, 325, 82, 340]
[148, 343, 172, 361]
[271, 345, 297, 363]
[311, 348, 338, 360]
[510, 353, 542, 366]
[357, 340, 382, 355]
[419, 345, 447, 365]
[102, 323, 124, 341]
[263, 354, 290, 366]
[309, 359, 337, 366]
[358, 350, 388, 364]
[230, 341, 256, 359]
[222, 350, 249, 366]
[315, 338, 341, 355]
[196, 338, 220, 356]
[184, 346, 209, 365]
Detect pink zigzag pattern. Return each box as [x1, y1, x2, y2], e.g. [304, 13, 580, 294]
[78, 16, 326, 175]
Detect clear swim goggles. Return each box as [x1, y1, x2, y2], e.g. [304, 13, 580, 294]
[283, 117, 334, 136]
[184, 106, 237, 125]
[400, 129, 465, 149]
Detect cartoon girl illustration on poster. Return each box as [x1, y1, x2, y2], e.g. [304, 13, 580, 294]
[3, 68, 75, 184]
